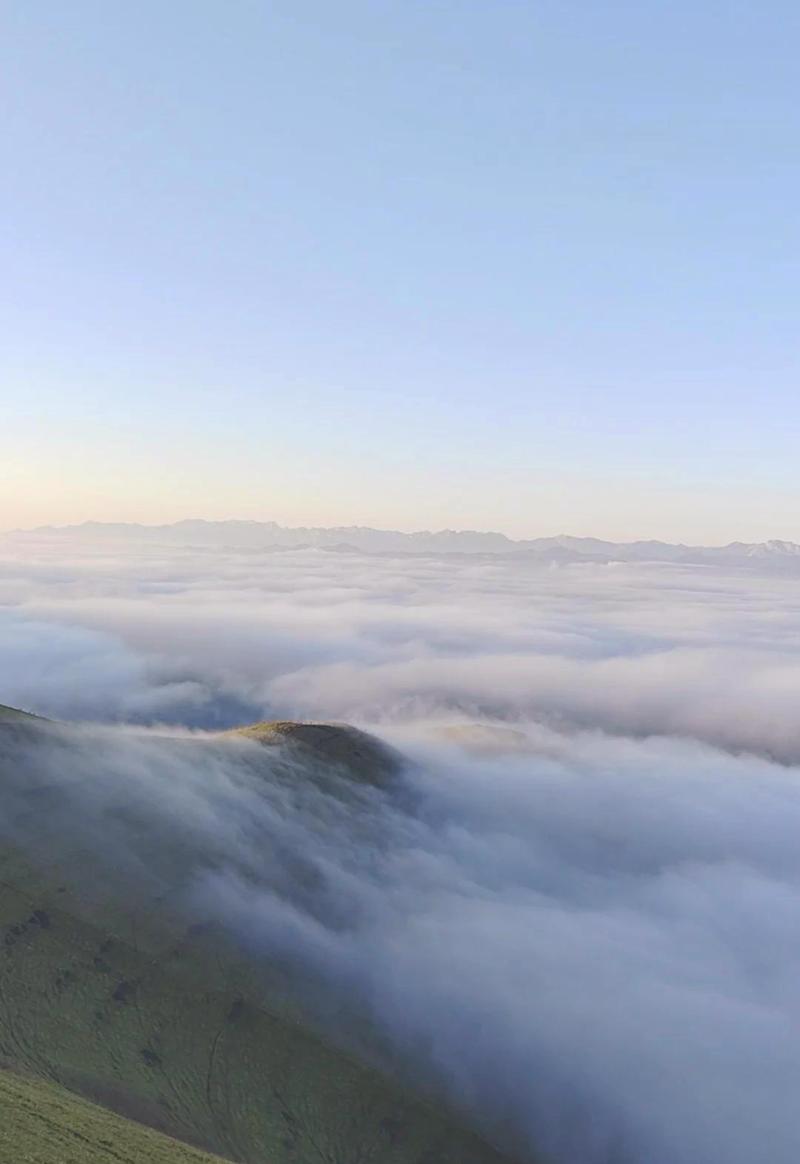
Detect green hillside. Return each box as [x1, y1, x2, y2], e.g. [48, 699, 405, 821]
[0, 706, 522, 1164]
[0, 1067, 229, 1164]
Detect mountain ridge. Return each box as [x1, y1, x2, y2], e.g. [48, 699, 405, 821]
[10, 519, 800, 567]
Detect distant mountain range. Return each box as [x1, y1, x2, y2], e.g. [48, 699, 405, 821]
[11, 519, 800, 568]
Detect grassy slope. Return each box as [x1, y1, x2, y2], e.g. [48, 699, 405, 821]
[0, 1067, 229, 1164]
[0, 709, 519, 1164]
[0, 705, 42, 723]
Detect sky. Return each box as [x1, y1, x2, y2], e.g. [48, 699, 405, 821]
[2, 1, 799, 541]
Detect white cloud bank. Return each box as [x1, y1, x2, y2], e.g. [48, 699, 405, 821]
[2, 530, 800, 1163]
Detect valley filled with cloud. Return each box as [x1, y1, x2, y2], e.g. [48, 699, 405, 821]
[3, 528, 800, 1164]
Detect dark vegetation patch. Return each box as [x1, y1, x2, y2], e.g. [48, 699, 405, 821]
[225, 998, 244, 1024]
[112, 978, 137, 1004]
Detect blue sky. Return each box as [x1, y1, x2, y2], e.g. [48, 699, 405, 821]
[2, 1, 799, 540]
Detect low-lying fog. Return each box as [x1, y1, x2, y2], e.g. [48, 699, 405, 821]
[3, 530, 800, 1164]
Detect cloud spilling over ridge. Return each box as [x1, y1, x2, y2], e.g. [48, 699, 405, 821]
[338, 727, 800, 1164]
[3, 532, 800, 1162]
[205, 723, 800, 1164]
[3, 714, 800, 1164]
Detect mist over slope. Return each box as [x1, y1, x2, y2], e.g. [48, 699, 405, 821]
[0, 711, 511, 1164]
[3, 529, 800, 1163]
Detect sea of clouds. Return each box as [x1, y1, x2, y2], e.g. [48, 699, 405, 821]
[2, 530, 800, 1164]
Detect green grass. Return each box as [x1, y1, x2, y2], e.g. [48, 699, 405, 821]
[0, 1067, 230, 1164]
[0, 707, 520, 1164]
[0, 704, 42, 723]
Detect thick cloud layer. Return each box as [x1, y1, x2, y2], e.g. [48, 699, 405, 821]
[2, 530, 800, 1163]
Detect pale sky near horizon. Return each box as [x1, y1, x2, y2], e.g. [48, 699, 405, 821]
[2, 2, 799, 542]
